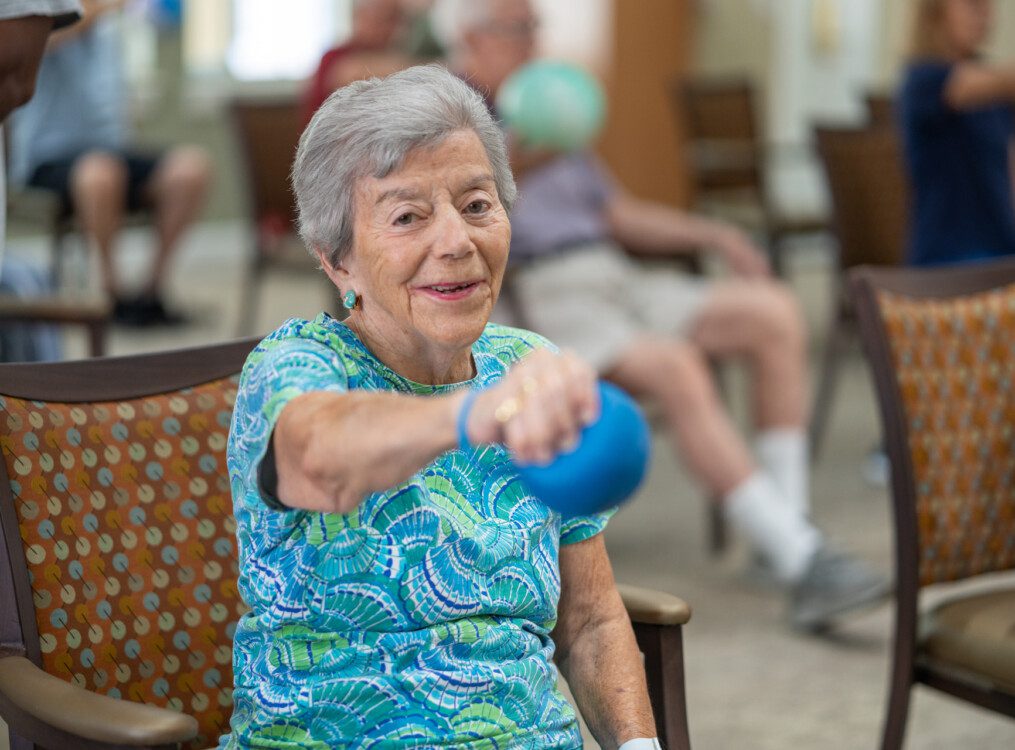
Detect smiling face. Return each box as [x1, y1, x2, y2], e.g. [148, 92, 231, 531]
[320, 129, 511, 384]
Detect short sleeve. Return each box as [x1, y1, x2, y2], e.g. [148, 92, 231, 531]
[560, 506, 616, 545]
[900, 62, 954, 126]
[580, 154, 618, 210]
[0, 0, 81, 24]
[229, 334, 350, 513]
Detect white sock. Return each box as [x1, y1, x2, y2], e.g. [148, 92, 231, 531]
[756, 428, 809, 516]
[724, 472, 821, 582]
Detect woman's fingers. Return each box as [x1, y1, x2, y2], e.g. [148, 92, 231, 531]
[486, 349, 600, 464]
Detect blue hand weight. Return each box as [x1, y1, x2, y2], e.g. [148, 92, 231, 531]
[512, 381, 651, 517]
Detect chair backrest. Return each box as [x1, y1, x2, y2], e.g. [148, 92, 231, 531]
[229, 98, 304, 236]
[815, 125, 909, 271]
[0, 337, 259, 749]
[864, 91, 896, 128]
[851, 260, 1015, 590]
[674, 76, 762, 194]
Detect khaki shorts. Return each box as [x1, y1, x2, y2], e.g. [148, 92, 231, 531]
[502, 242, 711, 372]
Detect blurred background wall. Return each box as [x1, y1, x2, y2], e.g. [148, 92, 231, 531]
[15, 0, 1012, 230]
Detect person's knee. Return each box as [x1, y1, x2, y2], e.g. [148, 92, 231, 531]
[751, 282, 806, 351]
[649, 341, 716, 407]
[71, 152, 128, 201]
[159, 146, 214, 193]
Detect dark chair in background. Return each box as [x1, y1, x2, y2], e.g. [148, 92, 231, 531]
[229, 98, 327, 335]
[0, 339, 694, 750]
[852, 259, 1015, 750]
[865, 91, 897, 129]
[0, 294, 110, 358]
[674, 76, 828, 276]
[809, 125, 908, 459]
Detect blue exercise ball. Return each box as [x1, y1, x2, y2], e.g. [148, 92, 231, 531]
[496, 60, 606, 152]
[513, 382, 651, 517]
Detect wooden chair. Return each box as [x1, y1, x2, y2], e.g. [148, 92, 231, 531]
[229, 98, 329, 335]
[865, 91, 896, 129]
[850, 259, 1015, 750]
[674, 76, 828, 276]
[809, 125, 908, 459]
[4, 129, 154, 291]
[0, 294, 110, 358]
[0, 338, 693, 750]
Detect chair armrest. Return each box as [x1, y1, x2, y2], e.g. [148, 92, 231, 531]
[617, 583, 692, 626]
[0, 294, 111, 324]
[0, 656, 197, 748]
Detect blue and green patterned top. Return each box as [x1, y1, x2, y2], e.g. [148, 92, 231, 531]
[221, 314, 612, 749]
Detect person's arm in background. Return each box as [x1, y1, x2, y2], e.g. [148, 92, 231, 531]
[944, 62, 1015, 109]
[605, 187, 772, 277]
[552, 533, 657, 750]
[0, 15, 56, 121]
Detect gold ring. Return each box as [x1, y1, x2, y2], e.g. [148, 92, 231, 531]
[494, 396, 522, 424]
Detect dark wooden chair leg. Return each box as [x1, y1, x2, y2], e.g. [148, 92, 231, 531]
[809, 302, 852, 461]
[881, 592, 918, 750]
[633, 622, 692, 750]
[87, 319, 106, 358]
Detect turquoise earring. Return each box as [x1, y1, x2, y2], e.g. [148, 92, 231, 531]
[342, 289, 360, 310]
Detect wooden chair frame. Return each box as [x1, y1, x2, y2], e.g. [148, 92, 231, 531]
[809, 125, 908, 460]
[850, 259, 1015, 750]
[0, 338, 692, 749]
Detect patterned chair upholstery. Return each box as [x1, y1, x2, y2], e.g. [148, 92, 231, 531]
[851, 260, 1015, 750]
[0, 338, 694, 750]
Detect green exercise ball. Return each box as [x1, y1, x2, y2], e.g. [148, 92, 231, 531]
[496, 60, 606, 152]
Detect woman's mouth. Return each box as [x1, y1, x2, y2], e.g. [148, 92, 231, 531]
[418, 281, 481, 301]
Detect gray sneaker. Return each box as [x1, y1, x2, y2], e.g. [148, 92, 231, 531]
[789, 547, 892, 632]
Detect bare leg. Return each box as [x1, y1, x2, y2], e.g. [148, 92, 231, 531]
[142, 145, 213, 295]
[606, 338, 756, 496]
[689, 279, 808, 430]
[69, 151, 128, 296]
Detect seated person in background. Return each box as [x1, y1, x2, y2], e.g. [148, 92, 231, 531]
[899, 0, 1015, 266]
[223, 65, 662, 750]
[8, 0, 212, 326]
[437, 0, 890, 632]
[303, 0, 415, 121]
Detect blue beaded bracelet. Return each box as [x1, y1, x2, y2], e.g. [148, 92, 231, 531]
[456, 388, 481, 452]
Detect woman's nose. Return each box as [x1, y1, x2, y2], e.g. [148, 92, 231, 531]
[432, 206, 474, 258]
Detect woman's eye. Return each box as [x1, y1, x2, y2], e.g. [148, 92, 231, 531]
[465, 200, 490, 215]
[394, 212, 416, 226]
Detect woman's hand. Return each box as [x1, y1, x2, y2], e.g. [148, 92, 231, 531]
[714, 227, 772, 277]
[465, 349, 599, 464]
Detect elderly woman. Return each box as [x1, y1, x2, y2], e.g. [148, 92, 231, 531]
[221, 65, 659, 749]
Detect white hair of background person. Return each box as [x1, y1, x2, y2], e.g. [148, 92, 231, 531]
[429, 0, 501, 54]
[291, 63, 517, 269]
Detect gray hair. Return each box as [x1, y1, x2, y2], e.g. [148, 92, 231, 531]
[292, 63, 516, 268]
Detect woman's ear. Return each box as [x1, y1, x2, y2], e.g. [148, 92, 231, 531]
[316, 248, 351, 290]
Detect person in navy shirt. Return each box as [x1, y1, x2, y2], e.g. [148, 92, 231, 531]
[898, 0, 1015, 266]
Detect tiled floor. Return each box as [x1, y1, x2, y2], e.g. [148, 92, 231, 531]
[2, 223, 1014, 749]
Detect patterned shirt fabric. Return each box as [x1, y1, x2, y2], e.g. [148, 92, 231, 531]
[221, 314, 612, 749]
